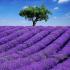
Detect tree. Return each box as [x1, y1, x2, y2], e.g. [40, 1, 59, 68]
[19, 6, 51, 26]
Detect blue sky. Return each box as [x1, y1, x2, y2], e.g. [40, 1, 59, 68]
[0, 0, 70, 26]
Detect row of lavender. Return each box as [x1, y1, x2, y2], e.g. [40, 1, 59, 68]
[0, 26, 70, 70]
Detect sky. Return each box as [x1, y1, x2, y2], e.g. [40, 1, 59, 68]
[0, 0, 70, 26]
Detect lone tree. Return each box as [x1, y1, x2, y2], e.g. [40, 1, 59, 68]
[19, 6, 51, 26]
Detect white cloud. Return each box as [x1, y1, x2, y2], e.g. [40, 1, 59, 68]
[23, 6, 28, 9]
[54, 7, 59, 10]
[53, 0, 57, 2]
[64, 12, 70, 18]
[58, 0, 70, 3]
[53, 16, 57, 19]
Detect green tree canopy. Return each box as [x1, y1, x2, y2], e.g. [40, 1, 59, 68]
[19, 6, 51, 26]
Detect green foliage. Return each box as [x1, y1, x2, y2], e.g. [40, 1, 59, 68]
[19, 6, 51, 26]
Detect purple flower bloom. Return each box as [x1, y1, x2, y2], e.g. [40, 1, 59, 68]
[0, 26, 70, 70]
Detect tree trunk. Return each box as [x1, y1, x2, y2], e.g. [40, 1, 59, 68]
[33, 21, 36, 26]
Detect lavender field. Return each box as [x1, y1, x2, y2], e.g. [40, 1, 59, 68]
[0, 26, 70, 70]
